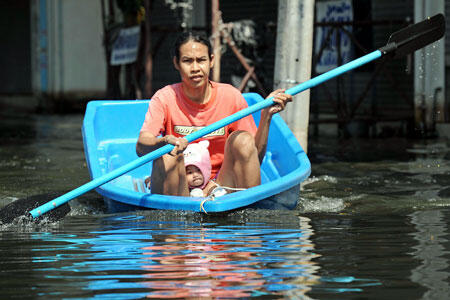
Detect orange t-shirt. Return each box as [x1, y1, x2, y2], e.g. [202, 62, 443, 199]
[140, 81, 257, 178]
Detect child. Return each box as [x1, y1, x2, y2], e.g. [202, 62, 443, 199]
[183, 140, 214, 197]
[184, 140, 227, 197]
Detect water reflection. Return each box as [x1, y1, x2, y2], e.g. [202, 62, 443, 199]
[140, 228, 266, 298]
[410, 210, 450, 299]
[26, 213, 320, 298]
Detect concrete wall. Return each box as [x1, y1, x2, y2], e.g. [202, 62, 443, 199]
[35, 0, 106, 97]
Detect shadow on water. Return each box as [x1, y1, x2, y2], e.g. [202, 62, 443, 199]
[0, 114, 37, 145]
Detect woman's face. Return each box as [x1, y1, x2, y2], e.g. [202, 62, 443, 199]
[174, 40, 214, 90]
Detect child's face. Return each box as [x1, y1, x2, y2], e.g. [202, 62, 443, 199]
[186, 165, 204, 188]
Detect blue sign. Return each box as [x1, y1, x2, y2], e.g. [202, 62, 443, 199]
[315, 0, 353, 73]
[111, 26, 140, 65]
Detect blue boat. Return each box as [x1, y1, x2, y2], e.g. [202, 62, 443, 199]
[82, 93, 311, 213]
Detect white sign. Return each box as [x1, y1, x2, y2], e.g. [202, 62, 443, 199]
[315, 0, 353, 73]
[110, 26, 140, 65]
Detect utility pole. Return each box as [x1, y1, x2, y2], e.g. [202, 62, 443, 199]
[274, 0, 315, 152]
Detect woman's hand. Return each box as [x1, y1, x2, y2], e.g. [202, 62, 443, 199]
[265, 88, 293, 116]
[164, 135, 188, 156]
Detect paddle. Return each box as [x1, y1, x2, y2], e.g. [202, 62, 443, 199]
[16, 13, 444, 219]
[0, 192, 71, 224]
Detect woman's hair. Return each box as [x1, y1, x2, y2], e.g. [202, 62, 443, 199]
[174, 31, 212, 61]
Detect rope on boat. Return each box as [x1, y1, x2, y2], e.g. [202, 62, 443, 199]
[200, 195, 215, 214]
[199, 182, 246, 214]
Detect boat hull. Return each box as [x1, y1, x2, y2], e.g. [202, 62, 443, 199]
[82, 93, 311, 213]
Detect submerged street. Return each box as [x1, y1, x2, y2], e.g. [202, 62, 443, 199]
[1, 112, 449, 298]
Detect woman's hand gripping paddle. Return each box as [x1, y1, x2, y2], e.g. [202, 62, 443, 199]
[2, 13, 442, 222]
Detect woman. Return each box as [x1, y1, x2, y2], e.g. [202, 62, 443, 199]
[136, 32, 292, 196]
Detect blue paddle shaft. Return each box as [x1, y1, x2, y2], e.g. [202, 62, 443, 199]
[29, 50, 382, 218]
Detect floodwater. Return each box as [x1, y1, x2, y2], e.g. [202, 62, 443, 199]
[1, 112, 450, 299]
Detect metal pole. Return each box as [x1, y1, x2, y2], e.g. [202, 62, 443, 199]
[274, 0, 315, 152]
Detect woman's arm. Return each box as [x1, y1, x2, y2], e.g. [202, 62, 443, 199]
[136, 132, 188, 157]
[254, 109, 272, 163]
[254, 89, 293, 163]
[136, 132, 166, 157]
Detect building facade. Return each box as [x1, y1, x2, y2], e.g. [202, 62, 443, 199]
[0, 0, 448, 136]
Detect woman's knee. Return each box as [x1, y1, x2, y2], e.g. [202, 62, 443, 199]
[153, 153, 184, 174]
[151, 153, 187, 195]
[227, 131, 257, 160]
